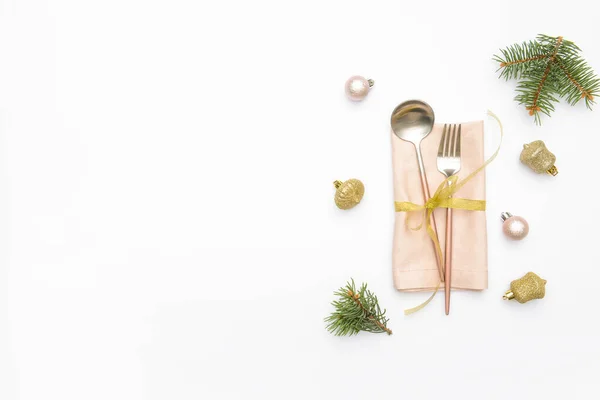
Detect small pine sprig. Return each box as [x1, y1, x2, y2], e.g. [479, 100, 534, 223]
[325, 279, 392, 336]
[494, 34, 600, 124]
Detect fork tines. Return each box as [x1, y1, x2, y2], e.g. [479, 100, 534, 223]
[438, 124, 461, 160]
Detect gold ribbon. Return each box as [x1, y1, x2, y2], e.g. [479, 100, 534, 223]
[396, 111, 504, 315]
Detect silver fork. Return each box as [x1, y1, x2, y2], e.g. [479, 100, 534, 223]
[437, 124, 461, 315]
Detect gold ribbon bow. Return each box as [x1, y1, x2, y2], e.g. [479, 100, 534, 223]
[395, 111, 504, 315]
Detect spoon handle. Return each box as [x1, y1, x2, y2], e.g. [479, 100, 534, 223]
[415, 146, 445, 282]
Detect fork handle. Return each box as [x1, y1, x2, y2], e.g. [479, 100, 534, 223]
[444, 205, 453, 315]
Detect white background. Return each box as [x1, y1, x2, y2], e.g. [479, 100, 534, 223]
[1, 1, 599, 399]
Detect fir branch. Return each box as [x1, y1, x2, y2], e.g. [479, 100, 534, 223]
[555, 60, 593, 102]
[528, 36, 563, 115]
[530, 62, 553, 114]
[494, 34, 600, 124]
[493, 39, 550, 80]
[500, 54, 548, 68]
[325, 279, 392, 336]
[554, 56, 600, 107]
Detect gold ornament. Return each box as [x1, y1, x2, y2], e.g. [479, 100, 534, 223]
[520, 140, 558, 176]
[503, 272, 547, 303]
[333, 179, 364, 210]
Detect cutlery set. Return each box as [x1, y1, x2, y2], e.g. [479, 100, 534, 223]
[391, 100, 462, 315]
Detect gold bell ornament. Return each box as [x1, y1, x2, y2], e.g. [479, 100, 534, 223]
[333, 179, 364, 210]
[520, 140, 558, 176]
[503, 272, 547, 303]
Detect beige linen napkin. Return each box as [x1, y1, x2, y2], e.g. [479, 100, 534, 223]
[391, 121, 487, 291]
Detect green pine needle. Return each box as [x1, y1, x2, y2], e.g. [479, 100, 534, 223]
[325, 279, 392, 336]
[494, 34, 600, 124]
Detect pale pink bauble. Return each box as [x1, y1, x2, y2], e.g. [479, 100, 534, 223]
[344, 75, 371, 101]
[503, 215, 529, 240]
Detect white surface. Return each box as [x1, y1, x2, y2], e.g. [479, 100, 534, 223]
[1, 1, 599, 399]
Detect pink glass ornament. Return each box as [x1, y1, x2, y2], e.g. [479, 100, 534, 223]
[501, 212, 529, 240]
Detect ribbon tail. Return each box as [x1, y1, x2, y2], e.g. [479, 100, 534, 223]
[404, 281, 442, 315]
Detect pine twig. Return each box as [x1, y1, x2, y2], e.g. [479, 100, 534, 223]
[555, 60, 593, 101]
[324, 279, 392, 336]
[528, 36, 563, 116]
[494, 34, 600, 124]
[500, 54, 548, 68]
[527, 62, 553, 116]
[349, 290, 392, 335]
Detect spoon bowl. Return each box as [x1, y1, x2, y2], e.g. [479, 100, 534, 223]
[390, 100, 435, 144]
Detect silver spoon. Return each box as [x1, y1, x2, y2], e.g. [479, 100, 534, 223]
[391, 100, 444, 282]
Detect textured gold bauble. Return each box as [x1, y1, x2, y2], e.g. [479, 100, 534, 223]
[333, 179, 364, 210]
[503, 272, 547, 303]
[520, 140, 558, 176]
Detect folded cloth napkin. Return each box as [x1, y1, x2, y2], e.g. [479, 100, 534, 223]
[391, 120, 487, 291]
